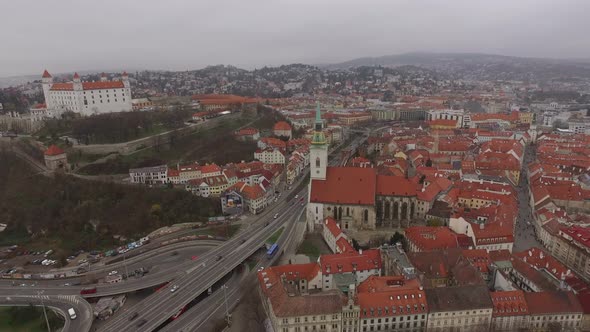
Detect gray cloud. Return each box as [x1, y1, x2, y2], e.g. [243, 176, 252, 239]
[1, 0, 589, 77]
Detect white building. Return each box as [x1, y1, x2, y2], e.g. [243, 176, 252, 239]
[254, 148, 285, 165]
[42, 70, 132, 116]
[129, 165, 168, 185]
[427, 109, 466, 128]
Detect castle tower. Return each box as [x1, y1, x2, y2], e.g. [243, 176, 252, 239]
[122, 71, 130, 89]
[100, 72, 107, 82]
[310, 101, 328, 181]
[73, 72, 82, 88]
[41, 70, 53, 109]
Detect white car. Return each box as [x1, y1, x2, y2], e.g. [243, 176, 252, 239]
[108, 270, 118, 276]
[295, 194, 299, 199]
[273, 213, 279, 219]
[170, 285, 179, 293]
[68, 308, 77, 320]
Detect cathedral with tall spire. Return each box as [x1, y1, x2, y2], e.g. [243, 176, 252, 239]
[310, 101, 328, 181]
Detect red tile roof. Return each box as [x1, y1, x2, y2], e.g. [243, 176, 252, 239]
[260, 137, 287, 149]
[228, 181, 266, 200]
[428, 119, 458, 127]
[42, 70, 51, 78]
[200, 163, 221, 174]
[462, 249, 491, 273]
[376, 175, 417, 197]
[324, 217, 342, 239]
[320, 249, 381, 275]
[44, 145, 65, 156]
[405, 227, 459, 252]
[269, 263, 321, 282]
[336, 237, 356, 253]
[356, 276, 427, 317]
[310, 167, 376, 205]
[49, 81, 125, 91]
[560, 226, 590, 250]
[490, 290, 528, 317]
[524, 291, 583, 314]
[235, 127, 259, 136]
[273, 121, 292, 131]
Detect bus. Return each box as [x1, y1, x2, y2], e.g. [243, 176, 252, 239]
[80, 287, 97, 295]
[267, 243, 279, 258]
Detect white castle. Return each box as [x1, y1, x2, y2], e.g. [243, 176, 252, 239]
[41, 70, 132, 116]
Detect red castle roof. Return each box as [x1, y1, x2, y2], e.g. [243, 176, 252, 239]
[45, 145, 65, 156]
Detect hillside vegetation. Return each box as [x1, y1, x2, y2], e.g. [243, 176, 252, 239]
[37, 108, 193, 145]
[0, 151, 221, 253]
[77, 115, 256, 175]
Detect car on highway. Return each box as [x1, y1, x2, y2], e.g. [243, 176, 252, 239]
[170, 285, 179, 293]
[273, 213, 279, 219]
[129, 312, 139, 321]
[216, 255, 223, 261]
[68, 308, 77, 320]
[136, 319, 147, 327]
[295, 194, 299, 199]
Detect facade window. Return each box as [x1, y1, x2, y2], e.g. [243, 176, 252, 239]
[316, 157, 320, 168]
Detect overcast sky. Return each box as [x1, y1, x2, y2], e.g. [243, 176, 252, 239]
[2, 0, 589, 77]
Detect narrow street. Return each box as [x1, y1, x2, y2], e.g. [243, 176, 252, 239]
[513, 143, 542, 252]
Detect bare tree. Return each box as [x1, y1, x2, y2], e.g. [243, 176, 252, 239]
[241, 284, 267, 331]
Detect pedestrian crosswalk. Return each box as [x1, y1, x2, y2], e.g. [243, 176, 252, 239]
[22, 294, 80, 305]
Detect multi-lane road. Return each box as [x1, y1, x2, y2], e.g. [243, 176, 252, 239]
[161, 198, 308, 332]
[100, 186, 309, 332]
[0, 242, 218, 296]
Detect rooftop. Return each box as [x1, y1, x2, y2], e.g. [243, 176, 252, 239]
[425, 285, 492, 312]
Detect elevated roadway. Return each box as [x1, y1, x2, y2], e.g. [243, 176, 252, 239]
[99, 188, 309, 332]
[0, 294, 93, 332]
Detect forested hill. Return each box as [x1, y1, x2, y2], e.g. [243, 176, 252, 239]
[0, 151, 220, 252]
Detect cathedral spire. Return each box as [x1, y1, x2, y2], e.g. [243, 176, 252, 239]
[311, 101, 326, 145]
[315, 101, 322, 127]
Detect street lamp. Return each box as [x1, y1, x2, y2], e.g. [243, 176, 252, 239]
[222, 284, 232, 326]
[37, 290, 51, 332]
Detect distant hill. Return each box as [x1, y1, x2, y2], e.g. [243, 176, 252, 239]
[321, 52, 590, 81]
[0, 75, 39, 88]
[322, 52, 590, 70]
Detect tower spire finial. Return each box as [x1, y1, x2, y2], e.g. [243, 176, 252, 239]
[315, 101, 322, 123]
